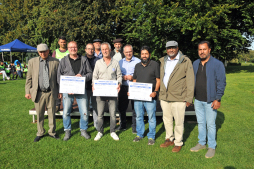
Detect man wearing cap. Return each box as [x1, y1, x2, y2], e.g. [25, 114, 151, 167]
[52, 36, 69, 60]
[110, 38, 125, 62]
[159, 40, 194, 152]
[117, 44, 140, 133]
[57, 41, 93, 141]
[93, 39, 103, 59]
[25, 44, 61, 142]
[92, 42, 122, 141]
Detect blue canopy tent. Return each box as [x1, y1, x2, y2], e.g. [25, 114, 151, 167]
[0, 39, 37, 62]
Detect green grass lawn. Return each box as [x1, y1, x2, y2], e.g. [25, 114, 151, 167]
[0, 66, 254, 168]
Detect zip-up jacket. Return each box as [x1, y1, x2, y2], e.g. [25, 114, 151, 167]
[57, 54, 93, 86]
[159, 51, 195, 103]
[193, 55, 226, 103]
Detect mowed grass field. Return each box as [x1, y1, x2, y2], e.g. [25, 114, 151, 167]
[0, 66, 253, 168]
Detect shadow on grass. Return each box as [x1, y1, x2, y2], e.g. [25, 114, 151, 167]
[183, 115, 198, 144]
[55, 116, 97, 137]
[226, 66, 254, 74]
[182, 110, 225, 145]
[216, 111, 225, 141]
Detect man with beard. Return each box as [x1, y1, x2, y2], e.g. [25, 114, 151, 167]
[110, 38, 125, 61]
[52, 36, 69, 111]
[131, 46, 160, 145]
[190, 41, 226, 158]
[93, 39, 103, 59]
[52, 36, 69, 60]
[159, 41, 194, 152]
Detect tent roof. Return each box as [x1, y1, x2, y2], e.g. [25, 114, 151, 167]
[0, 39, 37, 52]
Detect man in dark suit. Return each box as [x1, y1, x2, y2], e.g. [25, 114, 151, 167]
[25, 44, 61, 142]
[110, 38, 125, 61]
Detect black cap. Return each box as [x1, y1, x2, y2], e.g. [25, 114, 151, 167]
[113, 38, 123, 43]
[93, 39, 102, 42]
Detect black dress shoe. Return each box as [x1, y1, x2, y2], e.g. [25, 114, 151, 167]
[34, 136, 44, 142]
[49, 134, 60, 139]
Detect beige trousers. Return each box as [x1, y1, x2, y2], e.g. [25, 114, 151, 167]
[160, 100, 186, 146]
[34, 91, 56, 136]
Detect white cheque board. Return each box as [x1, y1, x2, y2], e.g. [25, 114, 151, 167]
[128, 82, 152, 101]
[93, 80, 118, 97]
[59, 76, 86, 94]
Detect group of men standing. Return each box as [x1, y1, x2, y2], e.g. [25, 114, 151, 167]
[25, 37, 226, 159]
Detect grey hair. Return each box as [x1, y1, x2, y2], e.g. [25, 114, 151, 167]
[123, 44, 133, 52]
[101, 42, 111, 50]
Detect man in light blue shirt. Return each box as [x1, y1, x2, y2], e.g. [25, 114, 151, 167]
[117, 44, 141, 133]
[163, 52, 180, 87]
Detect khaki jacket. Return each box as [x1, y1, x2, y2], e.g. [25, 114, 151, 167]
[25, 56, 59, 102]
[159, 52, 194, 103]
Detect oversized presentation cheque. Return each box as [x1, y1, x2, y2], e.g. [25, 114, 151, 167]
[93, 80, 118, 97]
[128, 82, 152, 101]
[59, 76, 86, 94]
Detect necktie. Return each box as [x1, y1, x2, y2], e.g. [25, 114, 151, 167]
[43, 60, 49, 89]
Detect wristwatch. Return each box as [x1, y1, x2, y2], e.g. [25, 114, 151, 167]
[154, 91, 159, 95]
[216, 99, 221, 102]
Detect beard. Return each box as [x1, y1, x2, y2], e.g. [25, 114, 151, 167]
[199, 54, 209, 61]
[141, 57, 150, 64]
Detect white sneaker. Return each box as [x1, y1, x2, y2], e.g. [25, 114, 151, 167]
[94, 132, 103, 141]
[110, 132, 119, 141]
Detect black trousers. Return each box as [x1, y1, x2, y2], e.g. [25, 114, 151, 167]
[118, 85, 136, 130]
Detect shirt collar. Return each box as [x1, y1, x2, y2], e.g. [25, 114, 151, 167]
[39, 57, 49, 62]
[114, 49, 122, 53]
[167, 52, 180, 61]
[69, 54, 80, 60]
[123, 56, 135, 62]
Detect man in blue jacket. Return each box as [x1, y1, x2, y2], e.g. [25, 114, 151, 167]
[190, 41, 226, 158]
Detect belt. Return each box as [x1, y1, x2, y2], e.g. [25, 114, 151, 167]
[39, 88, 51, 92]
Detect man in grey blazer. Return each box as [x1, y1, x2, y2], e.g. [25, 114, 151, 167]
[25, 44, 61, 142]
[57, 41, 93, 141]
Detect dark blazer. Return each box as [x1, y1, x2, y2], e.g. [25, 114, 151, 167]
[110, 50, 125, 59]
[25, 56, 59, 102]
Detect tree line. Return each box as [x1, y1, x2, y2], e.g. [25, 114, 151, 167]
[0, 0, 253, 61]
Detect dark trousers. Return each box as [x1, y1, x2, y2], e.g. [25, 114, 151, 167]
[11, 71, 18, 79]
[118, 85, 136, 130]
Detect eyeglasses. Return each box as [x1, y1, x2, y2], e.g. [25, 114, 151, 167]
[68, 47, 77, 49]
[86, 48, 94, 51]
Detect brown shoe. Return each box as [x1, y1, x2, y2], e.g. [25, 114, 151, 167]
[160, 139, 174, 148]
[172, 146, 182, 153]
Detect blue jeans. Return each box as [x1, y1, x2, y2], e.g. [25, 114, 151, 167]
[62, 93, 89, 131]
[194, 99, 217, 149]
[134, 100, 157, 139]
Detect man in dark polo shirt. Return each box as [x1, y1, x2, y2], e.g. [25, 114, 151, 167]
[191, 41, 226, 158]
[57, 41, 93, 141]
[131, 46, 160, 145]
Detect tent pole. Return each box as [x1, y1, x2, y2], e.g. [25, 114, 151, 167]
[10, 52, 12, 62]
[2, 52, 4, 62]
[22, 52, 23, 63]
